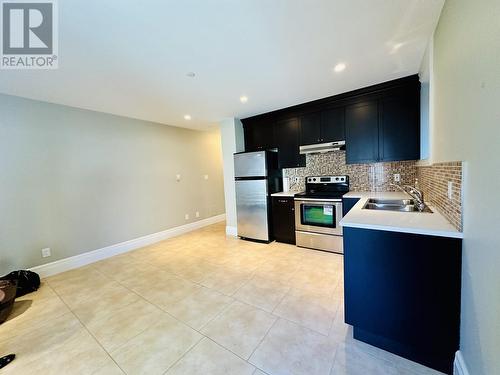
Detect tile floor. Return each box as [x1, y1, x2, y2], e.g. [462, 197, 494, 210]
[0, 222, 445, 375]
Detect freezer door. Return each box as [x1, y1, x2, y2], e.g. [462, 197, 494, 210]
[234, 151, 267, 178]
[236, 179, 269, 241]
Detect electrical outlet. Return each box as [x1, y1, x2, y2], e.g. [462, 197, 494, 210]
[203, 175, 209, 180]
[176, 174, 181, 182]
[185, 213, 189, 220]
[41, 248, 51, 258]
[393, 173, 400, 182]
[195, 211, 200, 218]
[448, 181, 453, 199]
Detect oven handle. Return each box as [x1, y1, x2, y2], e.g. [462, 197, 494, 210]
[294, 198, 342, 202]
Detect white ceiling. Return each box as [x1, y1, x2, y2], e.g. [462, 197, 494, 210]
[0, 0, 444, 129]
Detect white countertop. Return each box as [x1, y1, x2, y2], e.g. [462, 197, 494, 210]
[271, 191, 303, 197]
[341, 191, 463, 239]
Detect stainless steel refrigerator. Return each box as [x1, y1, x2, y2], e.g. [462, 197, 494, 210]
[234, 151, 281, 242]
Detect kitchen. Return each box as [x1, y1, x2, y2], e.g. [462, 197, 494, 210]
[1, 1, 497, 374]
[232, 74, 463, 374]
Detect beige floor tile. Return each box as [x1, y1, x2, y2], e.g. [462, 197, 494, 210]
[273, 288, 338, 335]
[111, 314, 202, 375]
[71, 281, 141, 324]
[331, 342, 399, 375]
[233, 276, 290, 312]
[45, 265, 101, 286]
[164, 286, 234, 330]
[172, 260, 221, 283]
[249, 318, 336, 375]
[122, 271, 202, 309]
[47, 269, 112, 307]
[93, 256, 160, 282]
[165, 337, 255, 375]
[201, 300, 277, 359]
[92, 359, 125, 375]
[85, 299, 164, 352]
[0, 313, 109, 375]
[288, 267, 339, 294]
[200, 266, 253, 295]
[1, 292, 70, 340]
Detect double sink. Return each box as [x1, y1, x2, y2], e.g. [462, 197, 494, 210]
[363, 198, 433, 213]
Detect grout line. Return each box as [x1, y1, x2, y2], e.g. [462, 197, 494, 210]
[48, 283, 128, 375]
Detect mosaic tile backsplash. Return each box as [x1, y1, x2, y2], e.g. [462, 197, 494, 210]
[283, 151, 418, 192]
[417, 161, 463, 231]
[284, 152, 463, 231]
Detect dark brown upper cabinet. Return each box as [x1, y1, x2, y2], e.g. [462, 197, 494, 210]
[275, 117, 306, 168]
[300, 107, 345, 146]
[345, 100, 379, 164]
[299, 112, 322, 145]
[243, 118, 275, 151]
[242, 75, 420, 165]
[321, 107, 345, 143]
[378, 88, 420, 162]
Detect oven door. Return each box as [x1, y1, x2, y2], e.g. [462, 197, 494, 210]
[294, 198, 343, 236]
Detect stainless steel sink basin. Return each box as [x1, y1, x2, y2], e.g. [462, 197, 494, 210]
[363, 198, 433, 213]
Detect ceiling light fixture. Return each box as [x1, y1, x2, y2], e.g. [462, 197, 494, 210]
[333, 63, 346, 73]
[184, 115, 191, 120]
[240, 96, 248, 103]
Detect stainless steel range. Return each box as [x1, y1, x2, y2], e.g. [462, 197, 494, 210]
[294, 175, 349, 254]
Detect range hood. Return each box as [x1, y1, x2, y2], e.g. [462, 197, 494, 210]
[299, 141, 345, 155]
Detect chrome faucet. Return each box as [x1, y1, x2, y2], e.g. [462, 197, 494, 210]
[390, 183, 427, 212]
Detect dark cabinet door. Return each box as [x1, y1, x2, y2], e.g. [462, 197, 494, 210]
[342, 197, 360, 216]
[244, 120, 275, 151]
[272, 197, 296, 244]
[379, 92, 420, 161]
[275, 117, 306, 168]
[321, 107, 345, 142]
[345, 101, 379, 164]
[299, 112, 322, 145]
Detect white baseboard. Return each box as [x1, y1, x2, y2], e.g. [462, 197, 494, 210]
[30, 214, 226, 278]
[454, 351, 470, 375]
[225, 226, 237, 236]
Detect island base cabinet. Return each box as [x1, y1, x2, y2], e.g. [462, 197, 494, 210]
[343, 227, 462, 374]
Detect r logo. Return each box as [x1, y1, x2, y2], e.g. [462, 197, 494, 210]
[2, 1, 53, 54]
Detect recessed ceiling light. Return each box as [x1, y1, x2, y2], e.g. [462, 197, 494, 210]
[333, 63, 346, 73]
[184, 115, 191, 120]
[240, 96, 248, 103]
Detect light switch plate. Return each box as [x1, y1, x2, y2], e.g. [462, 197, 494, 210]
[176, 174, 181, 182]
[185, 214, 189, 220]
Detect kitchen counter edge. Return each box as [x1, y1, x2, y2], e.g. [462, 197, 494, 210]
[340, 191, 464, 239]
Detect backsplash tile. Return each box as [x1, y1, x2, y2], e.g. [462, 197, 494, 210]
[283, 151, 417, 192]
[417, 161, 463, 231]
[283, 152, 463, 232]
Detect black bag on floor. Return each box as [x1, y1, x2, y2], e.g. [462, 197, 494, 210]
[0, 270, 40, 298]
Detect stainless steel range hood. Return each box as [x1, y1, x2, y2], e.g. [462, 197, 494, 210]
[299, 141, 345, 155]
